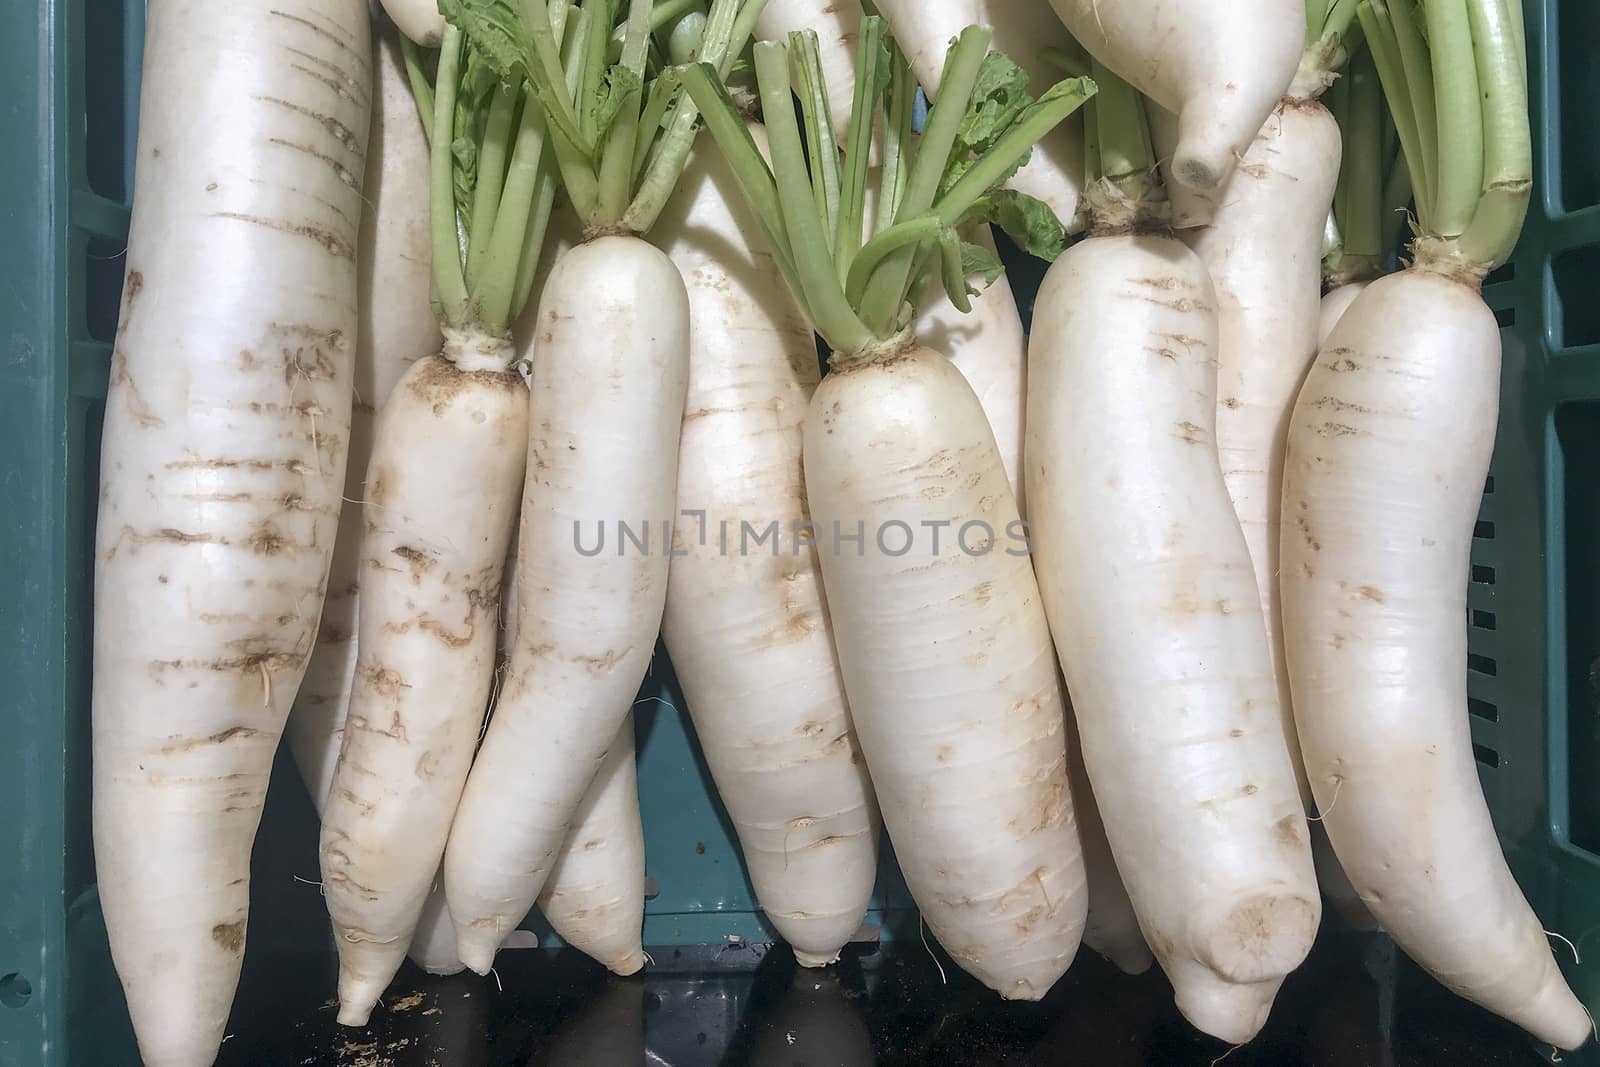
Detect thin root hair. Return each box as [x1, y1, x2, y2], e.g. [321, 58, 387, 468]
[1211, 1044, 1242, 1067]
[1308, 776, 1345, 821]
[490, 967, 503, 992]
[919, 913, 947, 986]
[1547, 929, 1582, 965]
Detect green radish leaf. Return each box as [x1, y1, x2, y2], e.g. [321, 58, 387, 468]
[963, 188, 1066, 262]
[438, 0, 534, 81]
[938, 52, 1038, 200]
[450, 43, 503, 231]
[592, 63, 645, 150]
[960, 240, 1005, 287]
[960, 52, 1033, 153]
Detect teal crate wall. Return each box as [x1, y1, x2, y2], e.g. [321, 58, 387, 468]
[0, 0, 1594, 1064]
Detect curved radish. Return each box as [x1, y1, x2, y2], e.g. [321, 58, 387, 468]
[656, 126, 879, 968]
[443, 236, 690, 972]
[1280, 3, 1588, 1045]
[319, 342, 527, 1025]
[439, 0, 751, 975]
[535, 726, 648, 975]
[489, 496, 651, 979]
[1046, 0, 1303, 193]
[92, 2, 370, 1062]
[872, 0, 1085, 226]
[287, 24, 439, 816]
[1028, 229, 1319, 1042]
[1284, 272, 1587, 1047]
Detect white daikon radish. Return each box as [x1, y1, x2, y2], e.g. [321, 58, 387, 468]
[685, 24, 1096, 999]
[1027, 66, 1318, 1043]
[442, 0, 760, 973]
[319, 15, 560, 1023]
[656, 124, 880, 968]
[92, 2, 370, 1062]
[1282, 2, 1588, 1047]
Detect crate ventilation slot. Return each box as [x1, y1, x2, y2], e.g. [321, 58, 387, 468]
[1473, 743, 1501, 769]
[1468, 653, 1499, 677]
[1468, 697, 1499, 722]
[1472, 609, 1498, 631]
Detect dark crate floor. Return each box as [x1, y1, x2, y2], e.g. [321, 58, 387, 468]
[212, 929, 1571, 1066]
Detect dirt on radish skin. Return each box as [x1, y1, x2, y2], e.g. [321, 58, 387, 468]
[321, 343, 528, 1027]
[1282, 268, 1591, 1050]
[1027, 233, 1319, 1044]
[92, 2, 370, 1063]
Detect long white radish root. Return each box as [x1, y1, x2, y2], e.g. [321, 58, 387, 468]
[805, 347, 1087, 998]
[287, 23, 439, 814]
[656, 127, 879, 968]
[92, 2, 370, 1062]
[536, 726, 648, 976]
[320, 339, 527, 1025]
[1282, 269, 1589, 1048]
[1280, 2, 1589, 1043]
[1047, 0, 1303, 193]
[1028, 232, 1319, 1043]
[443, 236, 690, 972]
[872, 0, 1084, 225]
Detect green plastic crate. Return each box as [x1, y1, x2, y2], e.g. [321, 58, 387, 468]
[0, 0, 1590, 1064]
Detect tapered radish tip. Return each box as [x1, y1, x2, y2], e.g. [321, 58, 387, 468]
[452, 932, 498, 976]
[609, 950, 648, 977]
[335, 1001, 374, 1029]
